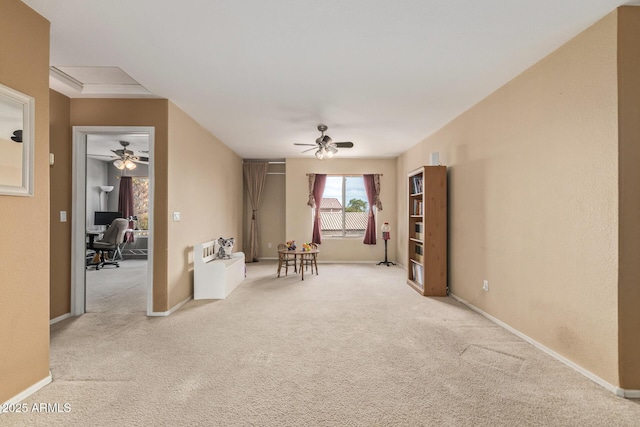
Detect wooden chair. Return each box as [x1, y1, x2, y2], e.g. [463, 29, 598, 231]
[277, 243, 296, 277]
[302, 243, 318, 275]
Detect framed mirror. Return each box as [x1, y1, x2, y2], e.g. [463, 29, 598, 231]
[0, 83, 34, 196]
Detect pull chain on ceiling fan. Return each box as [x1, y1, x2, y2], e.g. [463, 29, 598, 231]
[294, 124, 354, 159]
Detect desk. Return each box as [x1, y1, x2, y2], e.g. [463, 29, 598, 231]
[86, 230, 103, 247]
[277, 248, 319, 281]
[86, 230, 103, 266]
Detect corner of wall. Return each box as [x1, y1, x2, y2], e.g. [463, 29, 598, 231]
[616, 4, 640, 390]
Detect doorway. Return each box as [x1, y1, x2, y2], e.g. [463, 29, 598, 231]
[71, 126, 155, 316]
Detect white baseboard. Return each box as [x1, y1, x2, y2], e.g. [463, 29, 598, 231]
[49, 313, 72, 325]
[449, 293, 639, 399]
[623, 389, 640, 399]
[2, 371, 52, 406]
[147, 295, 192, 317]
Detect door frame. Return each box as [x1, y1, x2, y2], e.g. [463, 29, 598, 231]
[71, 126, 155, 316]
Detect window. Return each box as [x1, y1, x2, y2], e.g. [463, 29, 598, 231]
[132, 177, 149, 230]
[319, 175, 369, 237]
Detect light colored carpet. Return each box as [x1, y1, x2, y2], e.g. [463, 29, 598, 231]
[4, 262, 640, 426]
[86, 259, 148, 313]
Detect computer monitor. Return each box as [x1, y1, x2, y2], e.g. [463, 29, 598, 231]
[94, 211, 123, 226]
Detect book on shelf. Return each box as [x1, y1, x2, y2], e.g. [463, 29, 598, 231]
[412, 262, 424, 288]
[414, 222, 423, 240]
[412, 199, 423, 216]
[411, 175, 424, 194]
[416, 264, 424, 286]
[413, 242, 423, 263]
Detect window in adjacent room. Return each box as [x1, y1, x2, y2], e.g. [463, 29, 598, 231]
[132, 177, 149, 232]
[319, 175, 369, 237]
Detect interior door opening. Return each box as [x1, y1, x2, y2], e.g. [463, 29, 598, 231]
[71, 126, 155, 316]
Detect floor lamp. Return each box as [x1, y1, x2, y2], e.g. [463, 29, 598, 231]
[99, 185, 114, 211]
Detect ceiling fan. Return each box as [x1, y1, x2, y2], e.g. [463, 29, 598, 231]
[94, 140, 149, 170]
[294, 124, 354, 159]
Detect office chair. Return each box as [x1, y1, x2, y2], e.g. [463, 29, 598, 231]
[92, 218, 128, 270]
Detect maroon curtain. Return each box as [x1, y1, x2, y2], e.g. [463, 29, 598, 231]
[118, 177, 135, 243]
[363, 174, 377, 245]
[311, 174, 327, 244]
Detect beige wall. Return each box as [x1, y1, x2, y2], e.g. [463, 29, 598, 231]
[50, 90, 71, 319]
[52, 98, 243, 315]
[69, 98, 170, 312]
[397, 12, 620, 385]
[617, 7, 640, 390]
[286, 158, 396, 262]
[167, 102, 243, 308]
[0, 0, 50, 403]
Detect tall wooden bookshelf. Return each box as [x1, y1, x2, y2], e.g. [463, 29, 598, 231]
[407, 166, 447, 296]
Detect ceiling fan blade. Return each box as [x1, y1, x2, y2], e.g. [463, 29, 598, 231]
[334, 142, 354, 148]
[301, 147, 317, 153]
[294, 143, 317, 146]
[137, 156, 149, 162]
[91, 154, 119, 159]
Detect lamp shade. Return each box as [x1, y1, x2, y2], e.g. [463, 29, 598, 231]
[100, 185, 114, 193]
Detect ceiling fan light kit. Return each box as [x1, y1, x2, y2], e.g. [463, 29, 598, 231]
[113, 158, 137, 170]
[295, 124, 354, 160]
[109, 140, 142, 170]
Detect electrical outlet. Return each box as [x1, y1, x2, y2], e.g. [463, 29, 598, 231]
[483, 280, 489, 292]
[173, 211, 181, 221]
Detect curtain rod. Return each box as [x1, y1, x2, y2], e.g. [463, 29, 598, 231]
[242, 161, 285, 164]
[305, 173, 383, 177]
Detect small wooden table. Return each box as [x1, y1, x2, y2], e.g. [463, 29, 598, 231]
[277, 248, 319, 280]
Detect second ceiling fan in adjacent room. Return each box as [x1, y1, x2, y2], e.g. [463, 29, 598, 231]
[94, 140, 149, 170]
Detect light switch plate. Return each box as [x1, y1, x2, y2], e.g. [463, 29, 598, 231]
[173, 211, 181, 221]
[60, 211, 67, 222]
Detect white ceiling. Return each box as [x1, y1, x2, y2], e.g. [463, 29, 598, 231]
[23, 0, 639, 160]
[86, 133, 149, 162]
